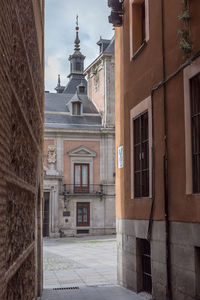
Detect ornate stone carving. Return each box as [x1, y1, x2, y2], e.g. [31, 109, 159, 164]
[47, 145, 56, 164]
[46, 145, 60, 176]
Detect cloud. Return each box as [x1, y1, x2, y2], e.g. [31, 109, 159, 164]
[45, 56, 67, 92]
[45, 0, 114, 92]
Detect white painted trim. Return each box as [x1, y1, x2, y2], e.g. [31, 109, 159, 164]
[70, 157, 93, 193]
[63, 138, 101, 141]
[45, 123, 102, 127]
[45, 111, 100, 117]
[129, 0, 150, 60]
[184, 57, 200, 195]
[67, 145, 97, 157]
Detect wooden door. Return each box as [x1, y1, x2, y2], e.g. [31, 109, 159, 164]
[77, 202, 90, 226]
[74, 163, 89, 193]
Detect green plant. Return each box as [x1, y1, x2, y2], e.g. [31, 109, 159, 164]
[178, 0, 193, 59]
[178, 9, 190, 21]
[180, 38, 193, 53]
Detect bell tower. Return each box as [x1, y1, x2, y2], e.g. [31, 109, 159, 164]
[68, 15, 86, 78]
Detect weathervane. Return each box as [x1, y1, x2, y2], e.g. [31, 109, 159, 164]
[74, 15, 80, 51]
[76, 15, 79, 31]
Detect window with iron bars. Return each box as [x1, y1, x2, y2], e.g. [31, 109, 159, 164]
[133, 111, 149, 198]
[190, 73, 200, 194]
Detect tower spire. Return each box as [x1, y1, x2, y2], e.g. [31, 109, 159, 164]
[67, 15, 85, 79]
[76, 14, 79, 27]
[55, 74, 65, 93]
[74, 14, 80, 51]
[57, 74, 61, 87]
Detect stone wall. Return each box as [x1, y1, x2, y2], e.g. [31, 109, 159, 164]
[87, 56, 115, 128]
[0, 0, 44, 299]
[117, 219, 200, 300]
[44, 131, 116, 238]
[117, 219, 168, 300]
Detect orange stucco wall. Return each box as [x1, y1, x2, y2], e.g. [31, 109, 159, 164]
[63, 140, 100, 185]
[115, 0, 200, 222]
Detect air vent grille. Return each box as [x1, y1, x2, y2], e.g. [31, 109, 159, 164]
[53, 287, 79, 290]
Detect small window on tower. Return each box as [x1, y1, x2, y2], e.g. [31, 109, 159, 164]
[72, 102, 81, 116]
[79, 86, 85, 93]
[76, 62, 81, 71]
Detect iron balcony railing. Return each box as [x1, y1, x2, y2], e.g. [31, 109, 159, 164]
[63, 184, 104, 196]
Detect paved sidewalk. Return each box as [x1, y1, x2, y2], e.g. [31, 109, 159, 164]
[42, 236, 151, 300]
[41, 285, 150, 300]
[43, 235, 117, 289]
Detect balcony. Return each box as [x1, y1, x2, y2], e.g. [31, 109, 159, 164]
[63, 184, 104, 197]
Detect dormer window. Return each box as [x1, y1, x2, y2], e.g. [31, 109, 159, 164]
[72, 102, 81, 115]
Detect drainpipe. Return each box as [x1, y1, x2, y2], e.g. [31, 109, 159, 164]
[147, 22, 200, 300]
[147, 2, 200, 299]
[147, 90, 155, 243]
[161, 0, 172, 298]
[148, 0, 172, 298]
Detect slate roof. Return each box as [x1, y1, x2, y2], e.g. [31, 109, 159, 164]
[96, 36, 115, 54]
[44, 35, 114, 130]
[45, 90, 102, 129]
[45, 114, 102, 128]
[103, 36, 115, 54]
[62, 75, 87, 95]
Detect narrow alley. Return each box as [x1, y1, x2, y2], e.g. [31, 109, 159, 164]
[41, 236, 150, 300]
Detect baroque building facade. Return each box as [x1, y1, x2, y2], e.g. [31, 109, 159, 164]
[44, 23, 116, 237]
[109, 0, 200, 299]
[0, 0, 44, 299]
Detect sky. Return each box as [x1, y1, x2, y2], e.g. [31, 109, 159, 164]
[45, 0, 114, 92]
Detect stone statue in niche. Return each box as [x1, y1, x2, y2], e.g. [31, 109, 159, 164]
[46, 145, 59, 176]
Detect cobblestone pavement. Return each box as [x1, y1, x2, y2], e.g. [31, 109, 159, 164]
[43, 235, 117, 289]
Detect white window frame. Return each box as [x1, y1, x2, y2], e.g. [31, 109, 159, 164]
[129, 0, 150, 60]
[184, 57, 200, 195]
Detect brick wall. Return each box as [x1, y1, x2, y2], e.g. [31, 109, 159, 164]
[0, 0, 44, 299]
